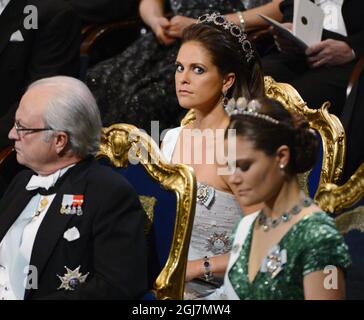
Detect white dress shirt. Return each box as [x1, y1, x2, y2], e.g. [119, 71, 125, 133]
[315, 0, 347, 36]
[0, 164, 74, 300]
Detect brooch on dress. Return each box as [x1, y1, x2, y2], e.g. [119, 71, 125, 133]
[57, 266, 89, 290]
[206, 231, 231, 255]
[260, 245, 287, 279]
[196, 183, 215, 208]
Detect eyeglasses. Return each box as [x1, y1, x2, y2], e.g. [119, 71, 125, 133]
[14, 120, 54, 136]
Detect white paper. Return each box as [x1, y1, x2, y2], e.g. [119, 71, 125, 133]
[258, 14, 308, 50]
[293, 0, 324, 46]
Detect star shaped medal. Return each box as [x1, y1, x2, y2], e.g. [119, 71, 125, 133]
[57, 266, 89, 290]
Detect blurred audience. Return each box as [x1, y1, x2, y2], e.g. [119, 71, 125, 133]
[0, 0, 81, 195]
[262, 0, 364, 116]
[67, 0, 138, 25]
[85, 0, 282, 133]
[0, 0, 81, 150]
[341, 66, 364, 181]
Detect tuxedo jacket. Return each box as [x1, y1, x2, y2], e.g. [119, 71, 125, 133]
[0, 0, 81, 148]
[280, 0, 364, 58]
[0, 158, 147, 299]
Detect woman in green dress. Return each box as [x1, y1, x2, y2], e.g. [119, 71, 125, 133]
[222, 97, 351, 299]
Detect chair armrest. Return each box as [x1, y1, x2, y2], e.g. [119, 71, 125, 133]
[80, 17, 142, 55]
[0, 146, 14, 167]
[316, 161, 364, 213]
[81, 24, 97, 38]
[347, 54, 364, 98]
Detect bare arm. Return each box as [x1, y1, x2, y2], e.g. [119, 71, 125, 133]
[167, 15, 197, 38]
[139, 0, 164, 27]
[303, 268, 346, 300]
[186, 254, 230, 282]
[139, 0, 175, 44]
[225, 0, 283, 32]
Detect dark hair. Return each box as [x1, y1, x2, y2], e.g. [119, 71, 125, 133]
[227, 97, 319, 174]
[181, 22, 264, 100]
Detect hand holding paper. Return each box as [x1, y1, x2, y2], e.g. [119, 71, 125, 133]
[258, 0, 324, 53]
[293, 0, 324, 47]
[259, 14, 308, 52]
[306, 39, 355, 68]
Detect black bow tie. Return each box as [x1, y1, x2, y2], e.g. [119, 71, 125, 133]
[28, 166, 76, 196]
[36, 186, 59, 196]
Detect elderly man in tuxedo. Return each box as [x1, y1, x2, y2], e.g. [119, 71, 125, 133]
[0, 76, 147, 300]
[0, 0, 81, 149]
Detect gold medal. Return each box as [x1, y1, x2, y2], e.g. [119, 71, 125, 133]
[33, 197, 49, 218]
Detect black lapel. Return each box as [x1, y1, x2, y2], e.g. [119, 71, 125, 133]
[0, 171, 34, 241]
[27, 158, 94, 283]
[0, 0, 27, 55]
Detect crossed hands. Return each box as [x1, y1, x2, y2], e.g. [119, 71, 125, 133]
[271, 23, 355, 68]
[150, 15, 197, 45]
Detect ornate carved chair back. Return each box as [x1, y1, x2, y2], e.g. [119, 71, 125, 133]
[264, 76, 345, 198]
[97, 123, 196, 299]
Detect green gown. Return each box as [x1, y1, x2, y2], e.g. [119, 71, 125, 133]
[228, 212, 351, 299]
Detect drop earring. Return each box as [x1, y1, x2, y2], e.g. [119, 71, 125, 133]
[222, 91, 228, 108]
[279, 163, 286, 176]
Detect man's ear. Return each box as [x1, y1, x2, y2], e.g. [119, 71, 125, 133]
[54, 132, 69, 155]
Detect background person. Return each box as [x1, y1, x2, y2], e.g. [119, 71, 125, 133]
[85, 0, 282, 133]
[261, 0, 364, 116]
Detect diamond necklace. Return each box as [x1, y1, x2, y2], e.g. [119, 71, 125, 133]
[258, 196, 313, 232]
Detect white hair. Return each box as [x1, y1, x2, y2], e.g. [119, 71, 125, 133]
[29, 76, 102, 158]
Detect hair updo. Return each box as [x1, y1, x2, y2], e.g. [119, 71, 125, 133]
[181, 20, 264, 100]
[227, 97, 319, 174]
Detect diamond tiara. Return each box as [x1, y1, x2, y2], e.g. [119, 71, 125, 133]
[197, 12, 255, 64]
[225, 97, 280, 125]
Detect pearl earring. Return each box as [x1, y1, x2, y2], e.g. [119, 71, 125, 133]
[279, 163, 286, 176]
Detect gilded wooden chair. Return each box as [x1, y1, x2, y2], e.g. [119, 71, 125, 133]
[316, 162, 364, 299]
[264, 76, 346, 197]
[0, 146, 13, 167]
[181, 76, 346, 199]
[316, 162, 364, 216]
[96, 123, 196, 299]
